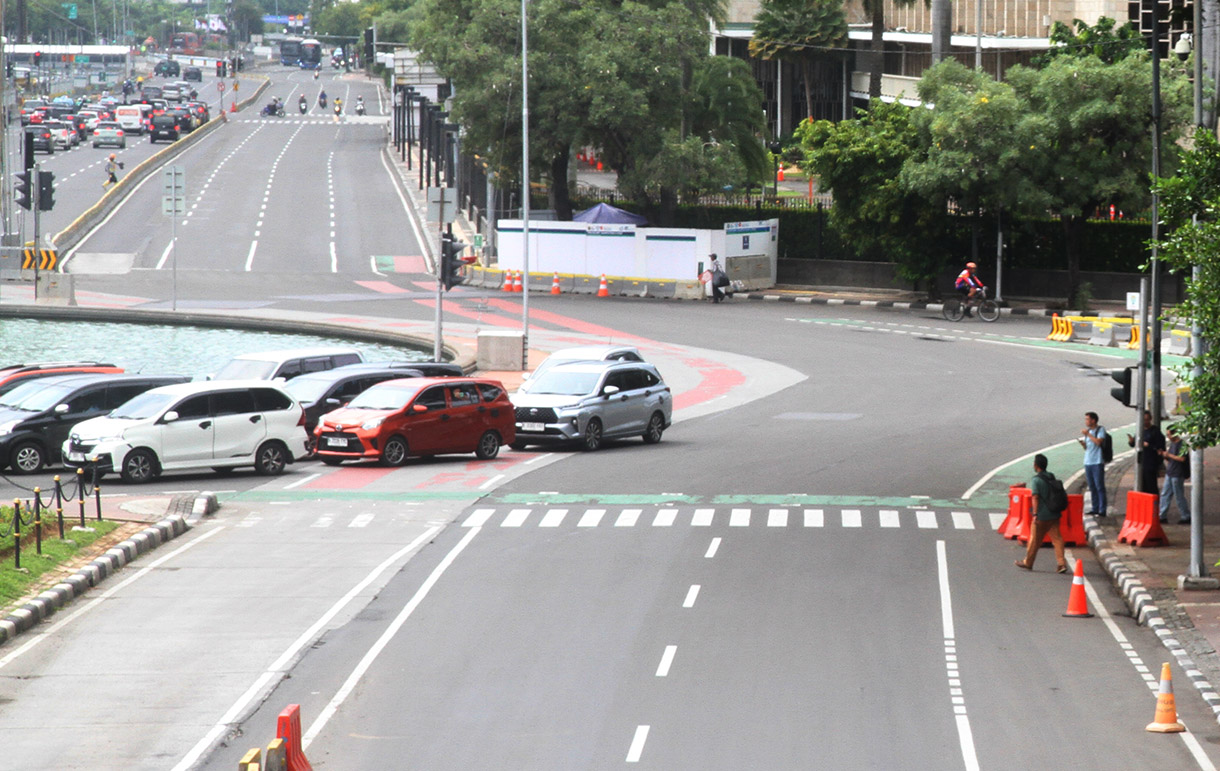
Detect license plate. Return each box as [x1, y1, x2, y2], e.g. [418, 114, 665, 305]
[326, 437, 349, 448]
[521, 422, 545, 432]
[68, 452, 84, 462]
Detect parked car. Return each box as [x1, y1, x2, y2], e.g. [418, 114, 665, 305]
[154, 59, 180, 77]
[362, 360, 464, 377]
[0, 374, 187, 473]
[210, 347, 365, 382]
[63, 381, 308, 483]
[519, 345, 645, 392]
[183, 66, 202, 82]
[0, 362, 123, 398]
[509, 361, 671, 451]
[23, 125, 54, 154]
[284, 364, 431, 441]
[92, 121, 126, 148]
[314, 377, 515, 466]
[148, 114, 180, 143]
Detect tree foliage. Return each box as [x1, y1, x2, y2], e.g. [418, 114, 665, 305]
[749, 0, 847, 121]
[1032, 16, 1146, 67]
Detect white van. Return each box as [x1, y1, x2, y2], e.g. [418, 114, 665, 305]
[114, 103, 151, 134]
[210, 347, 365, 382]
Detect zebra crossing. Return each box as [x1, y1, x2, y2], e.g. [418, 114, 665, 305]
[462, 506, 1005, 531]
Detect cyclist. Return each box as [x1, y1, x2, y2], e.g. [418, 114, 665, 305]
[955, 262, 985, 316]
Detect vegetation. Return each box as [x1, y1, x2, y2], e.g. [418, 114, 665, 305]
[0, 511, 121, 610]
[749, 0, 847, 122]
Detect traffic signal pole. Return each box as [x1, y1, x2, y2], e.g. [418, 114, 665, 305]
[31, 160, 39, 301]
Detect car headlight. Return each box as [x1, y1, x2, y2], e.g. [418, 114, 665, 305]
[0, 420, 19, 435]
[361, 417, 385, 431]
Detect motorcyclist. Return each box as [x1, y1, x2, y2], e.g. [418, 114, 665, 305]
[355, 95, 365, 115]
[298, 93, 308, 113]
[333, 97, 342, 121]
[313, 70, 319, 80]
[318, 90, 327, 109]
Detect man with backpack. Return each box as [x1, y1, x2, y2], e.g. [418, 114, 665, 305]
[1015, 454, 1069, 574]
[1079, 411, 1110, 516]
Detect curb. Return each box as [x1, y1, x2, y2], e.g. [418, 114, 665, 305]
[732, 293, 1056, 315]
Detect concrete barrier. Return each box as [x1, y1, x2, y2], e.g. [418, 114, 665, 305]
[1086, 323, 1116, 347]
[1167, 330, 1192, 356]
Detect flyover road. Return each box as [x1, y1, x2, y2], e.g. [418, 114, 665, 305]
[0, 93, 1214, 768]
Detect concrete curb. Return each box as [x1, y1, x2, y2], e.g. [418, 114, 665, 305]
[0, 511, 192, 647]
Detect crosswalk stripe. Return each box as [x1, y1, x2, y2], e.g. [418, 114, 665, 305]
[879, 510, 900, 528]
[578, 509, 606, 527]
[311, 516, 333, 528]
[842, 510, 862, 528]
[951, 512, 975, 530]
[616, 509, 642, 527]
[464, 508, 495, 527]
[692, 508, 714, 526]
[540, 508, 568, 527]
[804, 509, 824, 527]
[730, 509, 750, 527]
[502, 508, 531, 527]
[989, 513, 1006, 530]
[768, 509, 788, 527]
[348, 513, 375, 528]
[654, 509, 677, 527]
[916, 511, 938, 529]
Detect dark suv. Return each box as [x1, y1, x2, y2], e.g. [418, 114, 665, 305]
[149, 114, 180, 143]
[154, 59, 180, 77]
[0, 373, 188, 473]
[23, 125, 54, 154]
[183, 66, 202, 82]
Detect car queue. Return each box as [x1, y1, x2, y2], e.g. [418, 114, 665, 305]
[0, 345, 672, 484]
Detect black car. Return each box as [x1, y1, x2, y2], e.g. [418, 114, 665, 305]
[183, 66, 202, 82]
[166, 107, 195, 132]
[0, 373, 188, 473]
[283, 364, 431, 440]
[141, 85, 163, 101]
[148, 114, 180, 143]
[23, 125, 54, 154]
[154, 59, 180, 77]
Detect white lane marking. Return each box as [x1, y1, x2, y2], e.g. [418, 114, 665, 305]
[330, 241, 337, 273]
[936, 541, 955, 639]
[501, 508, 530, 528]
[691, 508, 714, 526]
[653, 508, 677, 527]
[348, 513, 374, 528]
[683, 585, 700, 608]
[842, 509, 861, 528]
[730, 508, 750, 527]
[477, 474, 504, 490]
[767, 508, 788, 527]
[625, 725, 650, 763]
[302, 527, 476, 749]
[379, 144, 430, 270]
[522, 452, 553, 465]
[156, 238, 175, 270]
[244, 240, 257, 271]
[937, 541, 979, 771]
[656, 645, 677, 677]
[463, 508, 494, 527]
[281, 473, 320, 490]
[615, 509, 641, 527]
[804, 509, 824, 527]
[879, 510, 900, 528]
[951, 512, 975, 530]
[578, 509, 605, 527]
[962, 427, 1136, 500]
[310, 516, 332, 528]
[705, 537, 721, 558]
[539, 509, 567, 527]
[917, 511, 938, 529]
[989, 512, 1006, 529]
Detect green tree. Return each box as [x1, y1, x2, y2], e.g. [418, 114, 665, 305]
[1032, 16, 1145, 67]
[1155, 129, 1220, 447]
[748, 0, 847, 122]
[314, 1, 367, 38]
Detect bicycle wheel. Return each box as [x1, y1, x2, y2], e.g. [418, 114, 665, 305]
[942, 298, 964, 322]
[978, 300, 1000, 322]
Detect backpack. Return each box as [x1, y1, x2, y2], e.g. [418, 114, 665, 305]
[1042, 472, 1068, 515]
[1101, 431, 1113, 464]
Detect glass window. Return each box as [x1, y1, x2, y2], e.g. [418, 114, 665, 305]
[252, 388, 293, 411]
[276, 361, 303, 380]
[333, 353, 362, 367]
[526, 370, 601, 396]
[416, 386, 449, 411]
[603, 371, 629, 392]
[213, 359, 276, 380]
[284, 376, 330, 404]
[65, 387, 108, 415]
[173, 394, 211, 419]
[213, 390, 257, 416]
[447, 384, 478, 407]
[106, 384, 152, 409]
[478, 384, 504, 402]
[111, 392, 176, 420]
[299, 357, 331, 374]
[349, 383, 421, 411]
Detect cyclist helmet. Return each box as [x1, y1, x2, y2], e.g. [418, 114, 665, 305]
[966, 262, 977, 269]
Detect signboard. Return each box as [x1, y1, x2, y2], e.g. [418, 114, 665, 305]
[1127, 292, 1141, 312]
[163, 166, 185, 216]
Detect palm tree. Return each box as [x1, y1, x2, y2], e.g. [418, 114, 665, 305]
[750, 0, 848, 122]
[861, 0, 926, 98]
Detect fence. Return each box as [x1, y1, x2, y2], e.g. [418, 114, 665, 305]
[3, 468, 103, 569]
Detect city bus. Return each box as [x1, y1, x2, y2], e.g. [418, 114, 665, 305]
[279, 36, 303, 66]
[298, 38, 323, 69]
[170, 32, 202, 55]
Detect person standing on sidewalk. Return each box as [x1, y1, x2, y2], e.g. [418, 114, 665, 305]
[1158, 425, 1192, 524]
[1079, 412, 1108, 516]
[1128, 410, 1165, 496]
[1015, 454, 1068, 574]
[708, 254, 727, 304]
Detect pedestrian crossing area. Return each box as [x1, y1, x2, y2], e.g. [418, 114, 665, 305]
[461, 506, 1006, 532]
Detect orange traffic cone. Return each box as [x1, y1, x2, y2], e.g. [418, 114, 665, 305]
[1146, 663, 1186, 733]
[777, 165, 785, 182]
[230, 100, 237, 113]
[596, 274, 609, 298]
[1062, 560, 1093, 618]
[512, 270, 523, 293]
[501, 270, 513, 292]
[550, 272, 561, 295]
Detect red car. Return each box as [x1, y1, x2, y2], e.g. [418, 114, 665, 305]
[314, 377, 515, 466]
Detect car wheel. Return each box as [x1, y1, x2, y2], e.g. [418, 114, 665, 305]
[509, 441, 529, 451]
[92, 143, 99, 148]
[10, 441, 46, 474]
[642, 412, 665, 444]
[320, 456, 344, 466]
[581, 418, 603, 452]
[120, 449, 158, 483]
[254, 441, 289, 475]
[380, 436, 408, 467]
[474, 430, 501, 460]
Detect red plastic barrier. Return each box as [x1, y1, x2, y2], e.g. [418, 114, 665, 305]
[1018, 492, 1085, 546]
[277, 704, 313, 771]
[1118, 490, 1169, 547]
[998, 485, 1029, 540]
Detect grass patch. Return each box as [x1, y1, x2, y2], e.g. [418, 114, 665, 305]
[0, 507, 122, 607]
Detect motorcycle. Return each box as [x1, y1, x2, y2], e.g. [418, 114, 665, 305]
[355, 102, 365, 116]
[313, 70, 320, 80]
[318, 95, 327, 109]
[261, 102, 285, 117]
[299, 99, 308, 114]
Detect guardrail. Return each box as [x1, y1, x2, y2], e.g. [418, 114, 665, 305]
[3, 468, 102, 569]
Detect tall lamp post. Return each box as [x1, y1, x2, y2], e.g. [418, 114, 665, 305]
[768, 140, 782, 198]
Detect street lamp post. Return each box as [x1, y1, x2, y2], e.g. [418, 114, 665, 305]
[768, 140, 781, 198]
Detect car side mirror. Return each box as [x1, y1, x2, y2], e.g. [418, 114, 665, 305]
[325, 398, 340, 406]
[162, 410, 179, 423]
[413, 404, 428, 413]
[54, 403, 70, 414]
[603, 385, 620, 397]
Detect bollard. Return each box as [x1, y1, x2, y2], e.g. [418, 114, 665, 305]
[93, 465, 102, 521]
[33, 488, 42, 556]
[54, 476, 65, 539]
[77, 468, 86, 527]
[13, 499, 21, 570]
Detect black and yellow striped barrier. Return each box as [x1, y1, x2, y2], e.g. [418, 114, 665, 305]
[21, 248, 57, 270]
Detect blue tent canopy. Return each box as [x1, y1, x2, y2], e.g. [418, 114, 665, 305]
[573, 202, 647, 225]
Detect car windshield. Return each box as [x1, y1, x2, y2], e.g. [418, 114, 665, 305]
[0, 382, 76, 412]
[284, 376, 331, 403]
[0, 380, 61, 409]
[348, 383, 422, 410]
[110, 391, 175, 420]
[525, 370, 601, 396]
[212, 359, 276, 380]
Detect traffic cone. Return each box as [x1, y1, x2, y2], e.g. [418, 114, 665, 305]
[230, 100, 237, 113]
[1062, 560, 1093, 618]
[777, 165, 785, 182]
[596, 274, 609, 298]
[550, 272, 561, 295]
[1146, 663, 1186, 733]
[501, 270, 513, 292]
[512, 270, 523, 293]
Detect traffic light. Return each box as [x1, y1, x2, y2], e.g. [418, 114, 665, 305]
[364, 28, 374, 63]
[37, 171, 55, 211]
[14, 171, 32, 211]
[440, 233, 469, 290]
[1111, 366, 1135, 407]
[33, 51, 41, 67]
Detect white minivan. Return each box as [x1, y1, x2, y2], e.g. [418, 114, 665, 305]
[114, 104, 151, 134]
[63, 381, 309, 482]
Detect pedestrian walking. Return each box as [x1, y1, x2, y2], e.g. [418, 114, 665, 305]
[708, 254, 727, 304]
[102, 153, 123, 191]
[1128, 410, 1165, 496]
[1158, 425, 1191, 524]
[1078, 411, 1108, 516]
[1015, 454, 1068, 574]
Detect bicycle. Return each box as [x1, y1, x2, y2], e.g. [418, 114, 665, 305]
[942, 286, 1000, 322]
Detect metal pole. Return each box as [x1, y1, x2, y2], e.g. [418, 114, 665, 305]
[1135, 276, 1149, 493]
[975, 0, 982, 69]
[32, 160, 39, 301]
[994, 206, 1003, 303]
[1149, 1, 1163, 426]
[521, 0, 530, 367]
[434, 204, 444, 362]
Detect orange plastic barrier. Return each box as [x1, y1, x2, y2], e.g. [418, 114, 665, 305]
[1118, 490, 1168, 546]
[276, 704, 313, 771]
[1016, 491, 1085, 546]
[998, 485, 1028, 540]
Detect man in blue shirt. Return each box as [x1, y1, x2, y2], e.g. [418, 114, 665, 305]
[1079, 412, 1108, 516]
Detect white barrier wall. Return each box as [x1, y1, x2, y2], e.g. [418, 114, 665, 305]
[496, 219, 778, 287]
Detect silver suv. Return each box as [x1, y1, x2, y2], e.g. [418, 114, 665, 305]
[510, 361, 671, 451]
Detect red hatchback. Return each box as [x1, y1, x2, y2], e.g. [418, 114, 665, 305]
[314, 377, 516, 466]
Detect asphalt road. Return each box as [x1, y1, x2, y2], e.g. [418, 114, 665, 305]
[0, 72, 1216, 770]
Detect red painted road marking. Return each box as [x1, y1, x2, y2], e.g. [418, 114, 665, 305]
[355, 280, 410, 294]
[305, 465, 398, 489]
[412, 298, 525, 328]
[394, 256, 427, 273]
[673, 357, 747, 411]
[482, 297, 652, 344]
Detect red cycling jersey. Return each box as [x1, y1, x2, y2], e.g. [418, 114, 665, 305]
[956, 269, 983, 289]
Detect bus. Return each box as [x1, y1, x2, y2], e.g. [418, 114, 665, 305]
[299, 38, 323, 69]
[170, 32, 202, 55]
[279, 36, 303, 66]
